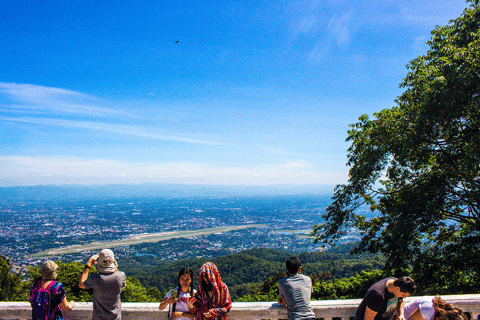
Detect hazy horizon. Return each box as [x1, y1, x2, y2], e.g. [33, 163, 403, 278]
[0, 182, 336, 200]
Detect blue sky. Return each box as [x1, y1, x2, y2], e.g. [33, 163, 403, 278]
[0, 0, 469, 186]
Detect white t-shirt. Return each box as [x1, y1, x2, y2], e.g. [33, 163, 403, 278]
[404, 298, 436, 320]
[164, 287, 197, 320]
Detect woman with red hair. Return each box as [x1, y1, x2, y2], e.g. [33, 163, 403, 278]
[188, 262, 232, 320]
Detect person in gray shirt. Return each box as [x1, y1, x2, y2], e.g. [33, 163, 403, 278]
[79, 249, 127, 320]
[278, 257, 316, 320]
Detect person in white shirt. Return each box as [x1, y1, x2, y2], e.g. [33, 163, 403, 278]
[159, 267, 196, 320]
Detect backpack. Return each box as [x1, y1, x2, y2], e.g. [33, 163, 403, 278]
[30, 280, 58, 320]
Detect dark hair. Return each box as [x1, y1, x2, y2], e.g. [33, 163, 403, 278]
[393, 276, 416, 295]
[178, 267, 195, 296]
[432, 297, 468, 320]
[172, 268, 195, 315]
[286, 257, 302, 275]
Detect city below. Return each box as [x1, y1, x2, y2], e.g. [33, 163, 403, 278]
[0, 187, 370, 273]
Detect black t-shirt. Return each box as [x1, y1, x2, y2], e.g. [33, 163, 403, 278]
[356, 278, 396, 320]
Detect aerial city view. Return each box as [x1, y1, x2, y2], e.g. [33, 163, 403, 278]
[0, 0, 478, 318]
[1, 190, 356, 269]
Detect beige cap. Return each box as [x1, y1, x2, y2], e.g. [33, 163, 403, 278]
[96, 249, 118, 274]
[41, 260, 58, 281]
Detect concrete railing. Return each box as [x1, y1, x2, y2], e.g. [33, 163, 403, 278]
[1, 295, 479, 320]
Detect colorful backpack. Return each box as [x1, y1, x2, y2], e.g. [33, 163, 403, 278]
[30, 280, 57, 320]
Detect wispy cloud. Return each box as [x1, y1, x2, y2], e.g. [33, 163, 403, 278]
[0, 83, 226, 145]
[399, 1, 467, 25]
[0, 116, 223, 145]
[0, 82, 136, 118]
[288, 0, 355, 62]
[288, 3, 354, 62]
[291, 15, 321, 35]
[327, 11, 353, 48]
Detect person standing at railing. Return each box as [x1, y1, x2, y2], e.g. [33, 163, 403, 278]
[187, 262, 232, 320]
[356, 277, 417, 320]
[277, 256, 316, 320]
[30, 260, 75, 320]
[78, 249, 127, 320]
[159, 267, 196, 320]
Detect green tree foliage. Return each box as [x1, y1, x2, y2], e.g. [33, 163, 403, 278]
[236, 271, 285, 302]
[27, 261, 94, 302]
[311, 270, 384, 300]
[238, 269, 385, 302]
[2, 245, 383, 302]
[25, 260, 158, 302]
[146, 286, 162, 301]
[127, 245, 383, 300]
[121, 276, 157, 302]
[0, 256, 29, 301]
[312, 0, 480, 294]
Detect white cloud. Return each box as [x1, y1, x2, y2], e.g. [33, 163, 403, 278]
[0, 82, 134, 118]
[0, 116, 223, 145]
[0, 156, 348, 186]
[327, 11, 353, 48]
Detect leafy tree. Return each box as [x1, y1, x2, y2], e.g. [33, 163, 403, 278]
[312, 269, 384, 300]
[121, 276, 157, 302]
[312, 0, 480, 294]
[127, 244, 382, 300]
[26, 261, 94, 302]
[237, 269, 385, 302]
[146, 286, 162, 301]
[0, 256, 29, 301]
[27, 261, 159, 302]
[236, 271, 285, 302]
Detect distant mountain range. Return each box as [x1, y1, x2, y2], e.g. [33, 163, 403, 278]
[0, 183, 335, 200]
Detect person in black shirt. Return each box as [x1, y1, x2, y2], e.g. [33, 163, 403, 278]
[356, 277, 416, 320]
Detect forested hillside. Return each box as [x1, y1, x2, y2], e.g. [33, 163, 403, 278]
[119, 242, 385, 299]
[1, 243, 384, 302]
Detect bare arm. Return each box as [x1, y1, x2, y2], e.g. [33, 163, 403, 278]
[278, 295, 286, 306]
[59, 297, 74, 310]
[78, 256, 97, 289]
[159, 296, 177, 310]
[398, 298, 405, 320]
[365, 306, 379, 320]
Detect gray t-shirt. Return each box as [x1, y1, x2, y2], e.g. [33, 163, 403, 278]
[84, 271, 127, 320]
[278, 274, 316, 320]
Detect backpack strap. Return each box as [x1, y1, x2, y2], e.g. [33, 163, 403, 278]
[29, 280, 41, 303]
[45, 280, 57, 291]
[46, 281, 59, 320]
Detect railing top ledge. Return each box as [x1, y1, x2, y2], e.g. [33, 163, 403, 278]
[1, 294, 479, 320]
